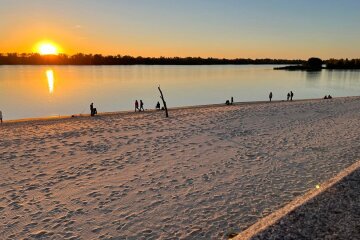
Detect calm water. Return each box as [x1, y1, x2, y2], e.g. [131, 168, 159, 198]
[0, 65, 359, 120]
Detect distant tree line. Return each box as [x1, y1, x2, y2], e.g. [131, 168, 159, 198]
[275, 57, 360, 70]
[1, 54, 359, 68]
[0, 53, 305, 65]
[325, 58, 360, 69]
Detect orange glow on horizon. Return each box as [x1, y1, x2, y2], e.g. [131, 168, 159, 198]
[35, 41, 61, 55]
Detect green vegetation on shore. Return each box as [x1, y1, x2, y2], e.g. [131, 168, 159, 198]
[275, 57, 360, 70]
[0, 53, 304, 65]
[1, 54, 359, 69]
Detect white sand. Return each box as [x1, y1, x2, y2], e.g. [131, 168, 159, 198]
[1, 97, 360, 239]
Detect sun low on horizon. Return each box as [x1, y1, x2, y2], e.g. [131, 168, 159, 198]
[34, 41, 61, 55]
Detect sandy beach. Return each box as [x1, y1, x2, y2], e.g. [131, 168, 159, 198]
[1, 97, 360, 239]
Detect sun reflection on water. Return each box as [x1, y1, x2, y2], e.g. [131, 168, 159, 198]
[46, 69, 54, 94]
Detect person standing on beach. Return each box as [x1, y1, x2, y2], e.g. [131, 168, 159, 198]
[135, 100, 139, 112]
[290, 91, 294, 101]
[90, 103, 97, 116]
[140, 100, 144, 111]
[269, 92, 273, 102]
[90, 103, 94, 116]
[287, 93, 290, 101]
[0, 110, 2, 124]
[231, 97, 234, 105]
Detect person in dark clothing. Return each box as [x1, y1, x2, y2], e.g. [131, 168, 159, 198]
[140, 100, 144, 111]
[135, 100, 139, 112]
[269, 92, 273, 102]
[231, 97, 234, 105]
[226, 100, 230, 105]
[90, 103, 97, 116]
[287, 93, 290, 101]
[290, 91, 294, 101]
[328, 95, 332, 99]
[156, 101, 161, 110]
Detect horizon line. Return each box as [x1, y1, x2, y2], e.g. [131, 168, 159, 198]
[2, 53, 359, 61]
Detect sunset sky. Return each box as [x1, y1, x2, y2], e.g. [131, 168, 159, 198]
[1, 0, 360, 59]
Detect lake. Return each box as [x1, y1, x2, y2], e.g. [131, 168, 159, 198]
[0, 65, 359, 120]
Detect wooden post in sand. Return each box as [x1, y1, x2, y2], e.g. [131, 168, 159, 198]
[158, 85, 169, 118]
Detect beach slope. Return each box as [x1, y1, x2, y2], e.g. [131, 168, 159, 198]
[1, 97, 360, 239]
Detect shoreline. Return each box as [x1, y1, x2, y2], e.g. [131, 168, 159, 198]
[2, 96, 358, 125]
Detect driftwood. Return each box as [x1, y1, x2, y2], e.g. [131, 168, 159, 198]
[158, 86, 169, 117]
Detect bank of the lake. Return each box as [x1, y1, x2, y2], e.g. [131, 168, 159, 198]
[1, 96, 360, 239]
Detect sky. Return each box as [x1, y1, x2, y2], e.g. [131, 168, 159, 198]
[0, 0, 360, 59]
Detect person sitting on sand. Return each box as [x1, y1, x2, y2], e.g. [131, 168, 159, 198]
[0, 110, 2, 124]
[287, 93, 290, 101]
[90, 103, 97, 116]
[269, 92, 273, 102]
[290, 91, 294, 101]
[226, 100, 230, 105]
[135, 100, 139, 112]
[328, 95, 332, 99]
[156, 101, 161, 110]
[140, 100, 144, 111]
[324, 95, 328, 99]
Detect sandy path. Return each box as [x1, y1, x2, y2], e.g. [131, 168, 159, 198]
[1, 97, 360, 239]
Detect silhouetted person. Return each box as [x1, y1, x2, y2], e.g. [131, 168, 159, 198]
[226, 100, 230, 105]
[156, 101, 161, 110]
[328, 95, 332, 99]
[0, 110, 2, 124]
[90, 103, 97, 116]
[287, 93, 290, 101]
[135, 100, 139, 112]
[290, 91, 294, 101]
[231, 97, 234, 105]
[269, 92, 273, 102]
[324, 95, 328, 99]
[140, 100, 144, 111]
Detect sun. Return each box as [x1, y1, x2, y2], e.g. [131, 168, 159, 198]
[35, 41, 60, 55]
[40, 44, 57, 55]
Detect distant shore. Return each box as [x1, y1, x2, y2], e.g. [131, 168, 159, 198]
[0, 53, 303, 65]
[1, 54, 359, 69]
[274, 57, 360, 70]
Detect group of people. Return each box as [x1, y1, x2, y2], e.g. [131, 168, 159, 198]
[134, 100, 145, 112]
[324, 95, 333, 99]
[88, 89, 333, 118]
[89, 100, 164, 117]
[225, 97, 234, 105]
[287, 91, 294, 101]
[269, 91, 294, 102]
